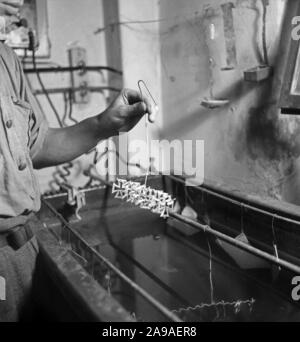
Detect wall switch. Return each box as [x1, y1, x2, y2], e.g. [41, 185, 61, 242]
[68, 46, 90, 104]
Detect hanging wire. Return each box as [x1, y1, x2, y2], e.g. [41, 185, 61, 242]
[202, 213, 218, 317]
[271, 214, 281, 271]
[207, 237, 215, 305]
[241, 203, 245, 234]
[67, 89, 79, 125]
[84, 146, 148, 188]
[172, 231, 255, 321]
[94, 18, 168, 35]
[62, 92, 69, 127]
[30, 30, 63, 128]
[137, 80, 158, 186]
[172, 299, 255, 317]
[91, 253, 95, 278]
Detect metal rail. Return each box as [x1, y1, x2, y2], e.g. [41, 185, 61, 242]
[42, 199, 182, 322]
[165, 230, 300, 307]
[85, 170, 300, 275]
[33, 86, 121, 96]
[170, 212, 300, 275]
[166, 174, 300, 229]
[86, 170, 300, 228]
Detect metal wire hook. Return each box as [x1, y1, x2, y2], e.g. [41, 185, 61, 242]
[138, 80, 158, 107]
[137, 80, 157, 185]
[271, 214, 281, 271]
[241, 203, 245, 234]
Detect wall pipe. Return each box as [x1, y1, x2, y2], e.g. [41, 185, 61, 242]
[24, 65, 123, 75]
[33, 86, 121, 96]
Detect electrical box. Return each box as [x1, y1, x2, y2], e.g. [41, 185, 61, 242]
[68, 46, 90, 104]
[4, 0, 50, 58]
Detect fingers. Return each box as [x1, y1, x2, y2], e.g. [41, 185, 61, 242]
[123, 101, 147, 118]
[148, 105, 158, 123]
[122, 88, 151, 107]
[122, 88, 142, 105]
[1, 0, 23, 8]
[122, 88, 154, 121]
[0, 4, 19, 16]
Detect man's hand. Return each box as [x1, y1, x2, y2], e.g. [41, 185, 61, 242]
[0, 0, 23, 16]
[33, 88, 156, 169]
[98, 88, 154, 137]
[0, 0, 23, 33]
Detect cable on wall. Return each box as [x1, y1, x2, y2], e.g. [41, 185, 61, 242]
[29, 30, 63, 128]
[262, 0, 269, 66]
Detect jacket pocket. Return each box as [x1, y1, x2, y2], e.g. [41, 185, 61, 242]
[0, 95, 32, 166]
[11, 97, 32, 148]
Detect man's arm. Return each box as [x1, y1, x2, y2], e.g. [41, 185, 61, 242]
[32, 89, 154, 169]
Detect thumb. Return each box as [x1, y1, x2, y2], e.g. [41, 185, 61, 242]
[125, 101, 147, 117]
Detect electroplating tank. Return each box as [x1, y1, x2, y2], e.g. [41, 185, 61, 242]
[36, 176, 300, 322]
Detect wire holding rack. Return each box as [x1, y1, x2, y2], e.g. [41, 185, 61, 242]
[172, 298, 256, 321]
[112, 80, 175, 218]
[112, 178, 175, 218]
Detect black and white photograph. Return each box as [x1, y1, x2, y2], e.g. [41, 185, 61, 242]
[0, 0, 300, 327]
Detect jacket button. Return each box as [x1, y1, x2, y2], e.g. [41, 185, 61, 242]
[6, 120, 13, 128]
[18, 162, 27, 171]
[11, 96, 19, 104]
